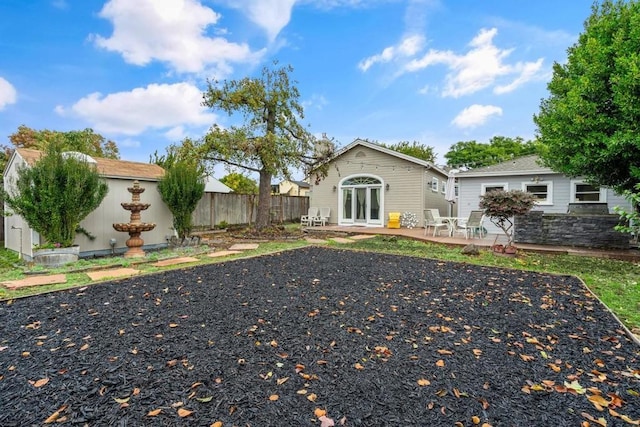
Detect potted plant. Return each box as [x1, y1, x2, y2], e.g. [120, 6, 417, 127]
[479, 189, 537, 255]
[2, 145, 108, 266]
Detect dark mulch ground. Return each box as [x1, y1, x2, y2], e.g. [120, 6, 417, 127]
[1, 247, 639, 426]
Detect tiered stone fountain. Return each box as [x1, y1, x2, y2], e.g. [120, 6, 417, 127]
[113, 180, 156, 258]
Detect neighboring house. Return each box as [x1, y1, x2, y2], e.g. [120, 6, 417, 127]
[456, 154, 633, 235]
[276, 180, 310, 196]
[309, 138, 452, 227]
[204, 175, 233, 193]
[3, 148, 173, 260]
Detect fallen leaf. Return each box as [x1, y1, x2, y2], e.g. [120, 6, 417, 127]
[147, 408, 162, 416]
[269, 394, 279, 401]
[276, 377, 289, 385]
[211, 422, 223, 427]
[436, 359, 445, 367]
[132, 387, 140, 396]
[315, 408, 327, 417]
[177, 408, 193, 417]
[417, 378, 431, 386]
[588, 394, 610, 410]
[31, 378, 49, 388]
[472, 415, 481, 424]
[196, 396, 213, 403]
[80, 343, 89, 351]
[307, 393, 318, 402]
[319, 415, 335, 427]
[113, 397, 130, 404]
[43, 405, 66, 424]
[354, 363, 364, 370]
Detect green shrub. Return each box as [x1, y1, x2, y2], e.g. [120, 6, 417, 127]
[158, 161, 205, 239]
[2, 146, 108, 247]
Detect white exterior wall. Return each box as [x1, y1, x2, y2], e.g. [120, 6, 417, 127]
[458, 174, 633, 236]
[310, 145, 449, 226]
[4, 154, 35, 259]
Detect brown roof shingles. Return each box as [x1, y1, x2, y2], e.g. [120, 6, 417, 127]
[16, 148, 165, 180]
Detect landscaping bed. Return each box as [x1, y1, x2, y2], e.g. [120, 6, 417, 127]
[0, 246, 638, 426]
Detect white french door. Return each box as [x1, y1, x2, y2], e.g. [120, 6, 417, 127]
[338, 176, 383, 226]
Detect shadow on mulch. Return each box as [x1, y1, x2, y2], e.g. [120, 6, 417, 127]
[1, 247, 639, 426]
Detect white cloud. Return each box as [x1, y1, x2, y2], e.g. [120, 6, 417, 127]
[403, 28, 543, 97]
[359, 34, 425, 71]
[93, 0, 262, 74]
[302, 94, 329, 111]
[241, 0, 297, 42]
[0, 77, 17, 110]
[494, 58, 544, 94]
[164, 126, 187, 141]
[55, 82, 216, 135]
[451, 104, 502, 129]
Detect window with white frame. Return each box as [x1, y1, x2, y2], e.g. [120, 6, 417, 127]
[440, 181, 446, 194]
[481, 183, 508, 194]
[431, 177, 439, 192]
[571, 180, 606, 203]
[522, 181, 553, 205]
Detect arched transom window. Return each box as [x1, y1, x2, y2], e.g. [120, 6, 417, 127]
[342, 177, 381, 186]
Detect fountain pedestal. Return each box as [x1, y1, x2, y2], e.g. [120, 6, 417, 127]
[113, 180, 156, 258]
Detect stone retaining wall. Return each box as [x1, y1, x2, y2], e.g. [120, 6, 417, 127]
[514, 211, 629, 249]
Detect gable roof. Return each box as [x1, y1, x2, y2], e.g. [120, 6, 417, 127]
[12, 148, 165, 180]
[330, 138, 448, 176]
[289, 180, 310, 188]
[455, 155, 555, 178]
[204, 175, 233, 193]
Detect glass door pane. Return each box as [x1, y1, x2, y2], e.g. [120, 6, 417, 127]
[370, 188, 380, 220]
[355, 188, 367, 223]
[342, 188, 352, 220]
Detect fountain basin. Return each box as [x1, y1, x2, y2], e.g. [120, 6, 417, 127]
[121, 203, 150, 211]
[113, 223, 156, 233]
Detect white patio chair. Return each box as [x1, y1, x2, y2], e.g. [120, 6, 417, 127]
[313, 207, 331, 226]
[424, 209, 449, 236]
[454, 210, 485, 239]
[301, 207, 319, 227]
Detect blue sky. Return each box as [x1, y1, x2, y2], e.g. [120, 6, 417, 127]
[0, 0, 594, 178]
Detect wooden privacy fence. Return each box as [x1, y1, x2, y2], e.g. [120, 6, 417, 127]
[192, 193, 310, 229]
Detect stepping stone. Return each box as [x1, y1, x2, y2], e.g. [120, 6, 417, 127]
[305, 238, 328, 244]
[86, 268, 140, 281]
[152, 257, 199, 267]
[228, 243, 260, 250]
[330, 237, 355, 244]
[207, 250, 243, 258]
[2, 274, 67, 290]
[349, 234, 377, 240]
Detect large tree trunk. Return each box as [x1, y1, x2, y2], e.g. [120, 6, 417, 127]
[255, 169, 272, 230]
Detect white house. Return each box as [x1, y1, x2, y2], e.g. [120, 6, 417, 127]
[456, 155, 633, 235]
[4, 148, 174, 259]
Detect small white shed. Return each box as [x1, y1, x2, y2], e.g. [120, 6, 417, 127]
[3, 148, 174, 259]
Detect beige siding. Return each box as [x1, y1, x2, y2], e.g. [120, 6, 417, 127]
[3, 150, 172, 259]
[310, 145, 449, 226]
[77, 178, 173, 254]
